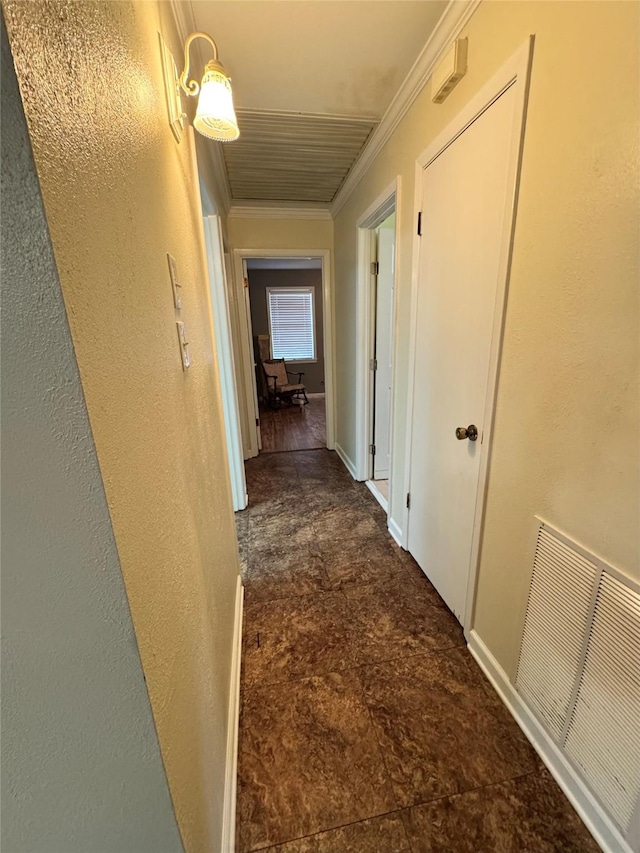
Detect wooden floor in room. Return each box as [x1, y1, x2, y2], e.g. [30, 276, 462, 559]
[259, 393, 326, 453]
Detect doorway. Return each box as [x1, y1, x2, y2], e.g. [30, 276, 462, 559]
[405, 41, 532, 631]
[355, 182, 399, 525]
[231, 249, 335, 459]
[370, 212, 396, 507]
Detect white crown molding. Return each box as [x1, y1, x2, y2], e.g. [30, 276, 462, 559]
[228, 204, 332, 221]
[331, 0, 482, 217]
[169, 0, 194, 45]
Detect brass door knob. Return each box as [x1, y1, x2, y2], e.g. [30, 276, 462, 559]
[456, 424, 478, 441]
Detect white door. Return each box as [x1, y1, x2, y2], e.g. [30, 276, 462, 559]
[407, 83, 517, 624]
[373, 213, 395, 479]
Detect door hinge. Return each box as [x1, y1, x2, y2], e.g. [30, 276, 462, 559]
[417, 211, 422, 236]
[369, 444, 376, 455]
[255, 418, 260, 427]
[370, 261, 379, 275]
[406, 492, 411, 509]
[369, 357, 377, 371]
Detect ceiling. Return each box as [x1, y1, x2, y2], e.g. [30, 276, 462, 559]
[223, 110, 378, 202]
[190, 0, 449, 205]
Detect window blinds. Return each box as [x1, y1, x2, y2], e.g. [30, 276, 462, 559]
[268, 288, 315, 361]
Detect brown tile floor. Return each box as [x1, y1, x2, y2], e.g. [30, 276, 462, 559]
[235, 449, 600, 853]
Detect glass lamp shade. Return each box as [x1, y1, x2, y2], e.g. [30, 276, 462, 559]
[194, 63, 240, 141]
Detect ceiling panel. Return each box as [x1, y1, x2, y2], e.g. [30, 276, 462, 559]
[191, 1, 449, 118]
[223, 110, 378, 202]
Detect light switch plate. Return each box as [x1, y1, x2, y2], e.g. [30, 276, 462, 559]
[167, 253, 182, 310]
[176, 321, 190, 370]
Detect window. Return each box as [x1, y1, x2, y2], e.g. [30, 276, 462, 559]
[267, 287, 316, 362]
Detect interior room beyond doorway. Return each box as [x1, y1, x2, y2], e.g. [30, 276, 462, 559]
[246, 257, 327, 455]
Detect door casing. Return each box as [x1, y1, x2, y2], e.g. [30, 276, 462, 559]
[403, 37, 534, 638]
[355, 179, 400, 530]
[203, 216, 248, 510]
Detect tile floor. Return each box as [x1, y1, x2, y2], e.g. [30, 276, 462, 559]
[235, 449, 599, 853]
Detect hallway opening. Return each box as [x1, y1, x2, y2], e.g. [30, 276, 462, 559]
[245, 257, 327, 455]
[232, 249, 335, 462]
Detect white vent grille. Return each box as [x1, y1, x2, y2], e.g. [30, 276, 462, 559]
[517, 520, 640, 844]
[516, 527, 598, 737]
[565, 573, 640, 833]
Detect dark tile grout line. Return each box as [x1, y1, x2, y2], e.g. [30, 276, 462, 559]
[241, 563, 443, 606]
[396, 766, 546, 853]
[242, 765, 547, 853]
[259, 445, 327, 456]
[244, 807, 412, 853]
[239, 640, 468, 700]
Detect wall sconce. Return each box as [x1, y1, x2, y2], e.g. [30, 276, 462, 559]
[179, 32, 240, 142]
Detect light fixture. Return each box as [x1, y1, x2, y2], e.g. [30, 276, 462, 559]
[179, 31, 239, 142]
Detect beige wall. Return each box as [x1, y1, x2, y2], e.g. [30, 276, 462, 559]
[3, 2, 241, 851]
[1, 18, 182, 850]
[333, 1, 639, 676]
[227, 215, 333, 251]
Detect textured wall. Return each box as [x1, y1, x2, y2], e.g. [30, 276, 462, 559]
[0, 16, 183, 852]
[227, 216, 333, 251]
[248, 268, 325, 393]
[2, 2, 241, 851]
[332, 1, 639, 674]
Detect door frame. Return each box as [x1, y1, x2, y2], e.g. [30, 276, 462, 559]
[202, 216, 247, 511]
[403, 37, 534, 636]
[187, 128, 248, 510]
[231, 247, 335, 454]
[355, 179, 400, 521]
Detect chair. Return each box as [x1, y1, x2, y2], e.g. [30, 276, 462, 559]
[261, 358, 308, 408]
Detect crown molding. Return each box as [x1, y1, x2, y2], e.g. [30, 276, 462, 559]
[228, 204, 332, 221]
[331, 0, 482, 217]
[170, 0, 195, 44]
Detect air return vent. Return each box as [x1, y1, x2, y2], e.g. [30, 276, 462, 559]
[517, 520, 640, 843]
[516, 526, 598, 737]
[565, 573, 640, 834]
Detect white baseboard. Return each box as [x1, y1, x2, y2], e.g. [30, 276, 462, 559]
[467, 630, 633, 853]
[221, 576, 244, 853]
[334, 442, 357, 480]
[387, 516, 404, 549]
[366, 479, 389, 514]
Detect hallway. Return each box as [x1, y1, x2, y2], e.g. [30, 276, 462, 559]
[235, 450, 599, 853]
